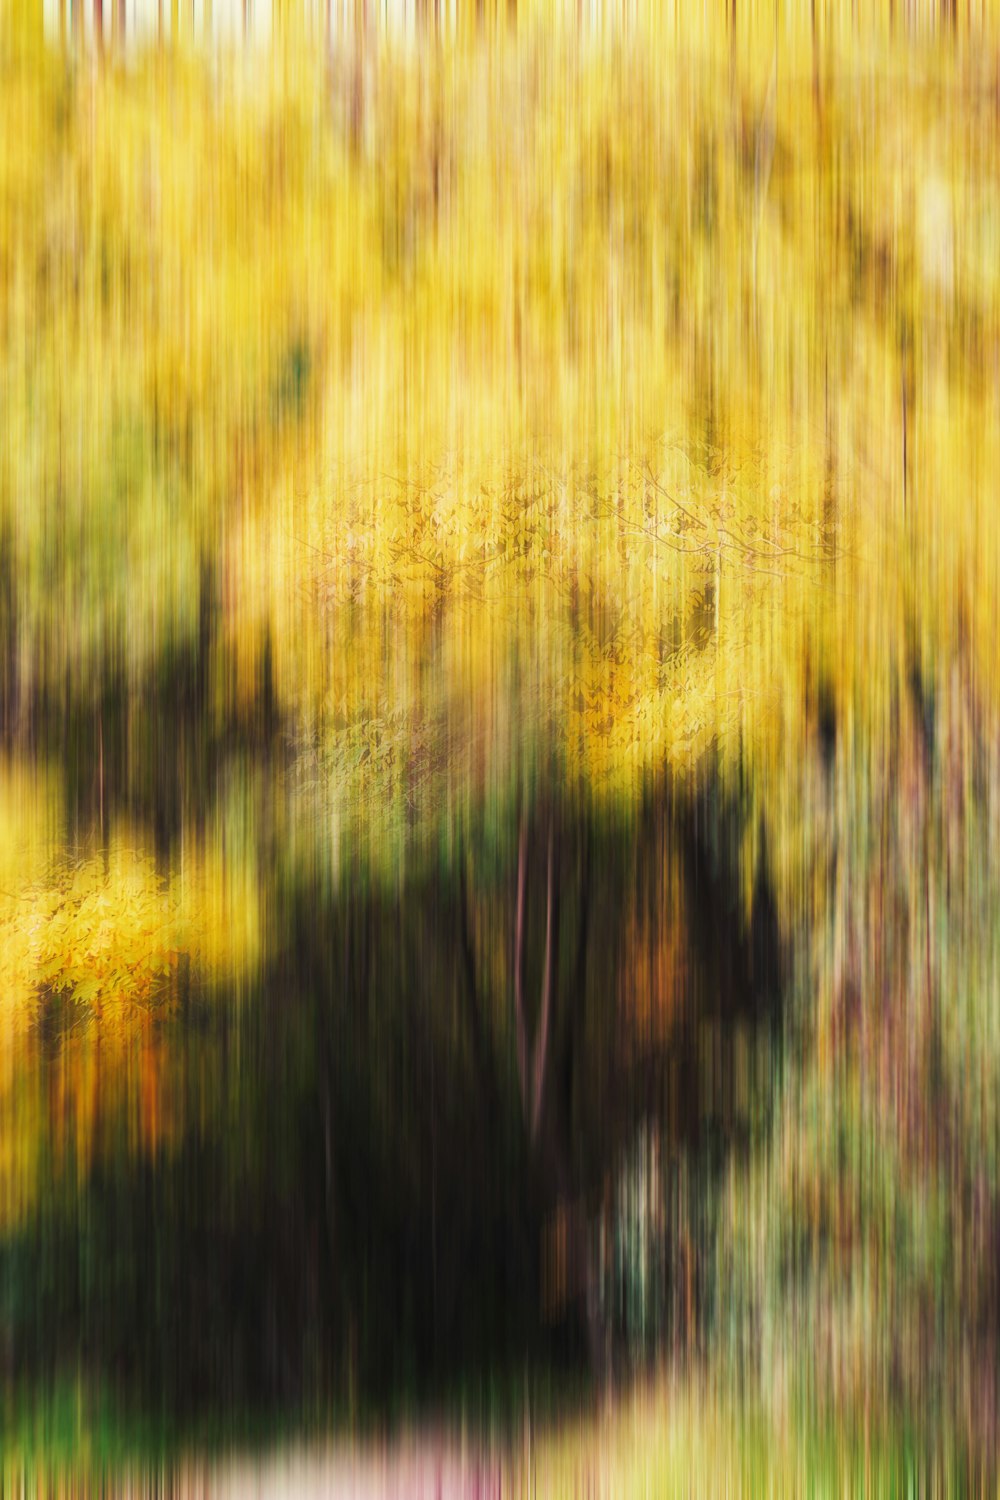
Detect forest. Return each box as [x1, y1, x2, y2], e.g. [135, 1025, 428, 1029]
[2, 0, 1000, 1491]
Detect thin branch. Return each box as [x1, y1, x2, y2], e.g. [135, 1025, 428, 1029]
[457, 858, 498, 1119]
[640, 459, 710, 534]
[570, 826, 591, 1017]
[531, 820, 555, 1144]
[514, 811, 529, 1120]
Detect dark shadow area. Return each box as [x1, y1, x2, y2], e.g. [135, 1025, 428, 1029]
[0, 766, 783, 1431]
